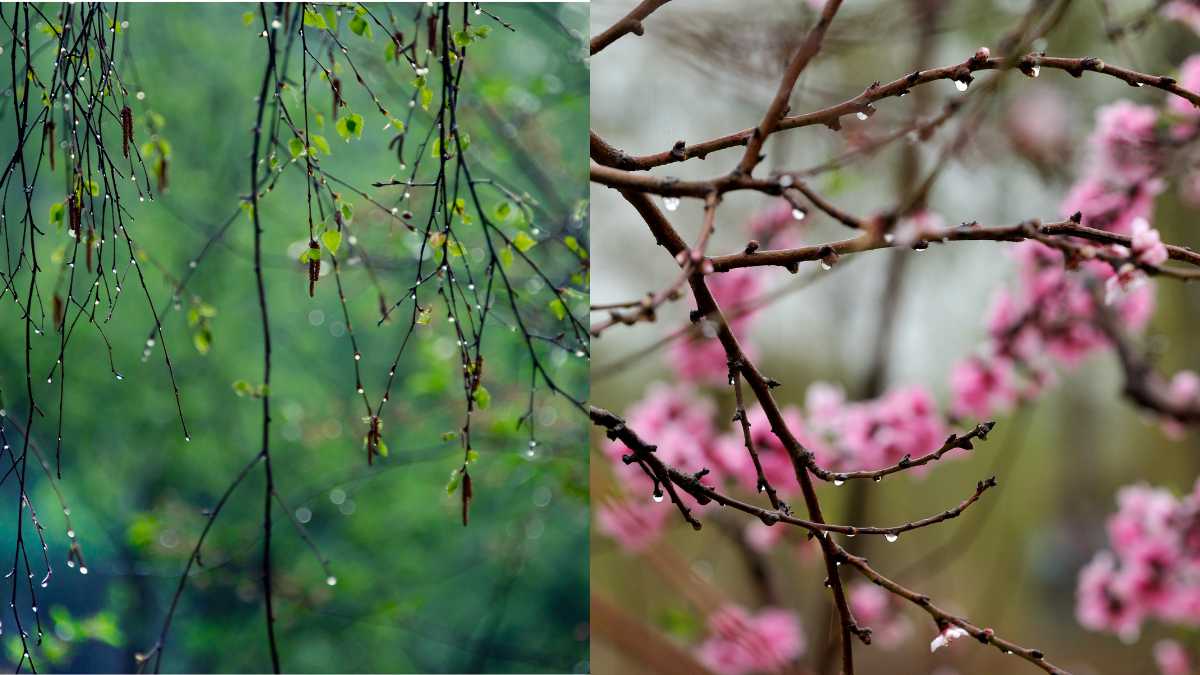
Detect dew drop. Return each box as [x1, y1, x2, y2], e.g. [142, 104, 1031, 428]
[833, 478, 844, 485]
[79, 567, 87, 574]
[821, 262, 832, 271]
[663, 196, 680, 211]
[884, 233, 894, 243]
[1031, 66, 1040, 77]
[873, 475, 882, 482]
[116, 374, 123, 380]
[792, 209, 805, 221]
[653, 493, 664, 503]
[955, 80, 969, 92]
[885, 533, 898, 543]
[857, 112, 867, 120]
[184, 436, 190, 442]
[326, 575, 337, 586]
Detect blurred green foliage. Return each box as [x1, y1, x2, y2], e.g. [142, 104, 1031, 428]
[0, 3, 590, 673]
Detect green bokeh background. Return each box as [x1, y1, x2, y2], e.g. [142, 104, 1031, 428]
[0, 3, 589, 673]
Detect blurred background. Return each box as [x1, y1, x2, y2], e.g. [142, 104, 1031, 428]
[0, 3, 589, 673]
[591, 0, 1200, 674]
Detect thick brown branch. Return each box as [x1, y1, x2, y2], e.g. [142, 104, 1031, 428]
[590, 0, 674, 55]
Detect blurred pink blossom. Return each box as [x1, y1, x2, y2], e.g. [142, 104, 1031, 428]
[1170, 55, 1200, 119]
[595, 497, 671, 553]
[695, 604, 805, 675]
[1077, 478, 1200, 641]
[848, 583, 913, 649]
[1131, 218, 1170, 266]
[1155, 638, 1194, 675]
[670, 269, 765, 385]
[949, 356, 1018, 420]
[1163, 1, 1200, 36]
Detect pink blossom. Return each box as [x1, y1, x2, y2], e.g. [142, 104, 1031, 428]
[838, 385, 947, 472]
[1076, 550, 1144, 641]
[1171, 371, 1200, 401]
[949, 357, 1019, 420]
[892, 209, 946, 247]
[1170, 55, 1200, 119]
[1059, 176, 1163, 235]
[930, 625, 969, 652]
[1131, 218, 1170, 266]
[1155, 639, 1193, 675]
[1163, 1, 1200, 36]
[718, 404, 808, 496]
[596, 497, 671, 553]
[695, 604, 805, 675]
[1162, 371, 1200, 439]
[743, 520, 788, 552]
[1092, 100, 1161, 185]
[848, 583, 912, 650]
[604, 383, 724, 498]
[1105, 264, 1148, 305]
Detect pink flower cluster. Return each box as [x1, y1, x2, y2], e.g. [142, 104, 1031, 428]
[1060, 100, 1162, 234]
[950, 98, 1174, 421]
[1163, 1, 1200, 36]
[694, 603, 805, 675]
[1076, 480, 1200, 642]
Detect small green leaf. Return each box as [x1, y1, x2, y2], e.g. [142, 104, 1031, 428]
[500, 248, 513, 267]
[299, 250, 310, 263]
[495, 202, 511, 220]
[430, 138, 441, 158]
[232, 380, 252, 397]
[564, 236, 578, 252]
[447, 242, 466, 257]
[390, 117, 404, 132]
[194, 327, 212, 355]
[452, 30, 473, 47]
[323, 6, 337, 30]
[417, 307, 432, 324]
[549, 299, 566, 320]
[49, 203, 64, 232]
[474, 26, 492, 38]
[377, 439, 388, 457]
[311, 134, 331, 154]
[459, 132, 470, 152]
[466, 450, 480, 463]
[87, 181, 100, 196]
[386, 42, 397, 62]
[446, 469, 461, 496]
[244, 11, 256, 26]
[512, 231, 536, 252]
[473, 386, 490, 410]
[421, 86, 433, 111]
[341, 203, 353, 221]
[335, 112, 364, 141]
[442, 431, 458, 442]
[322, 230, 342, 256]
[349, 15, 372, 40]
[288, 137, 305, 159]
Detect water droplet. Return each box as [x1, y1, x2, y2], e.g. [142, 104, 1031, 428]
[354, 353, 360, 360]
[792, 209, 805, 221]
[663, 196, 680, 211]
[653, 493, 664, 503]
[185, 436, 190, 442]
[1031, 66, 1040, 77]
[833, 478, 844, 485]
[326, 575, 337, 586]
[885, 533, 898, 543]
[67, 531, 74, 538]
[955, 80, 969, 92]
[873, 475, 881, 482]
[189, 260, 197, 268]
[1135, 82, 1143, 87]
[884, 233, 894, 243]
[857, 112, 867, 120]
[79, 567, 87, 574]
[821, 262, 832, 271]
[116, 374, 123, 380]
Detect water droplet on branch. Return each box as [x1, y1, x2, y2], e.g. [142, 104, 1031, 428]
[663, 196, 680, 211]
